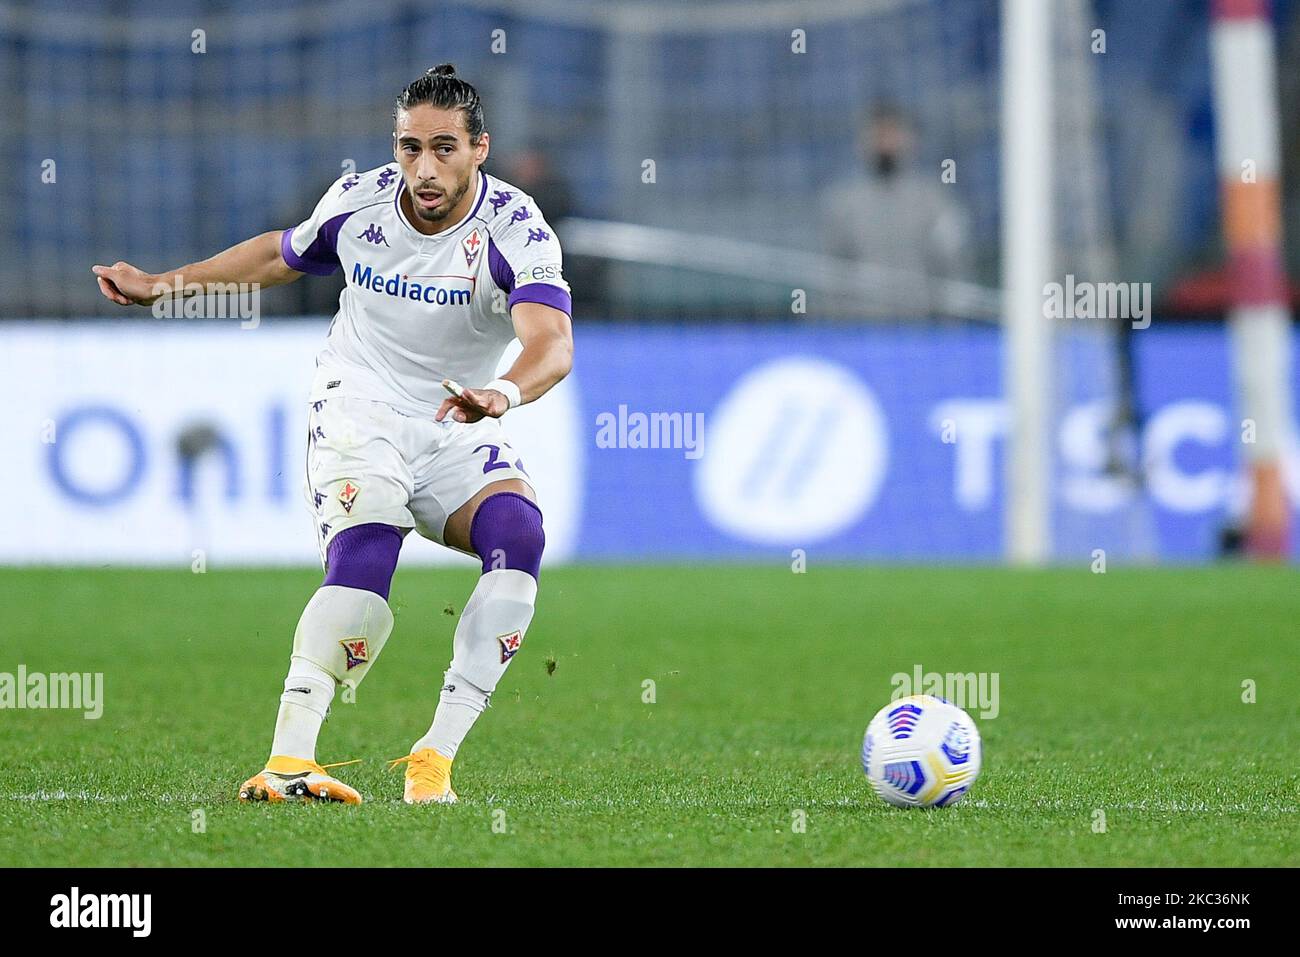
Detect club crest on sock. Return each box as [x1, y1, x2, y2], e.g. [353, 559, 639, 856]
[338, 480, 360, 514]
[340, 637, 370, 671]
[497, 630, 523, 663]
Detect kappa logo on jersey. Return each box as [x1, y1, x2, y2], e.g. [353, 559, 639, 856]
[375, 167, 398, 190]
[462, 228, 483, 268]
[358, 223, 389, 246]
[489, 189, 514, 212]
[338, 480, 360, 513]
[340, 638, 369, 671]
[525, 228, 551, 246]
[497, 630, 523, 663]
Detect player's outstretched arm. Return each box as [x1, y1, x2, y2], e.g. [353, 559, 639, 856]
[91, 229, 303, 306]
[436, 301, 574, 423]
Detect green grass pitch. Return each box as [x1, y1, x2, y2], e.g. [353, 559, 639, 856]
[1, 564, 1296, 867]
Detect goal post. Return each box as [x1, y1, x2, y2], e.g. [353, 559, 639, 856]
[1209, 0, 1295, 559]
[1001, 0, 1055, 565]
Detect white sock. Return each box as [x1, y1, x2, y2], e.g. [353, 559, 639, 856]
[414, 674, 489, 759]
[269, 659, 335, 761]
[413, 569, 537, 759]
[265, 584, 394, 763]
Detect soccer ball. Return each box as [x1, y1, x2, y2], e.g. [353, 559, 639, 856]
[861, 694, 982, 808]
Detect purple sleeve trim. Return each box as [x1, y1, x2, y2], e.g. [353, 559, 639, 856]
[487, 234, 571, 315]
[509, 282, 572, 316]
[487, 236, 515, 293]
[280, 210, 355, 276]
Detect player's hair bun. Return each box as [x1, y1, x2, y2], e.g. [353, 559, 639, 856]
[394, 63, 484, 139]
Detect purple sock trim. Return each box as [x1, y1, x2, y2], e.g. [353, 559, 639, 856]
[322, 523, 403, 600]
[469, 492, 545, 580]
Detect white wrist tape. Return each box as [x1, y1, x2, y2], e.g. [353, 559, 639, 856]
[485, 378, 522, 409]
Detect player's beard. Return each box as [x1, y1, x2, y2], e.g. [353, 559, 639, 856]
[409, 173, 472, 224]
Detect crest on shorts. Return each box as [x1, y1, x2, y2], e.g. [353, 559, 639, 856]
[340, 638, 369, 671]
[497, 630, 523, 663]
[338, 480, 360, 514]
[462, 228, 483, 269]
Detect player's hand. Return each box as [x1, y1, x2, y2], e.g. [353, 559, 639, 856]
[436, 380, 509, 423]
[90, 261, 164, 306]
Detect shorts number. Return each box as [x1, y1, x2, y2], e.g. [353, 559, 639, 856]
[474, 443, 527, 476]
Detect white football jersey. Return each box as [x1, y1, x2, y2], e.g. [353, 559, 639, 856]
[281, 163, 571, 417]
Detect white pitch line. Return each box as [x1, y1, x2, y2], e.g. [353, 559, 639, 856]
[5, 790, 205, 803]
[4, 792, 1293, 815]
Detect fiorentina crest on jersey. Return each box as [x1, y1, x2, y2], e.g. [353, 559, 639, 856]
[338, 480, 360, 514]
[340, 638, 369, 671]
[497, 630, 523, 663]
[462, 228, 483, 269]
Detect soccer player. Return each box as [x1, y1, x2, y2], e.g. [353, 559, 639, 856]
[91, 65, 573, 805]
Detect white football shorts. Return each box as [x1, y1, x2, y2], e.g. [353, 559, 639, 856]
[303, 396, 534, 562]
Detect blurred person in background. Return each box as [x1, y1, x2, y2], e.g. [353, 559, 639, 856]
[819, 103, 972, 319]
[500, 142, 574, 225]
[501, 142, 607, 316]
